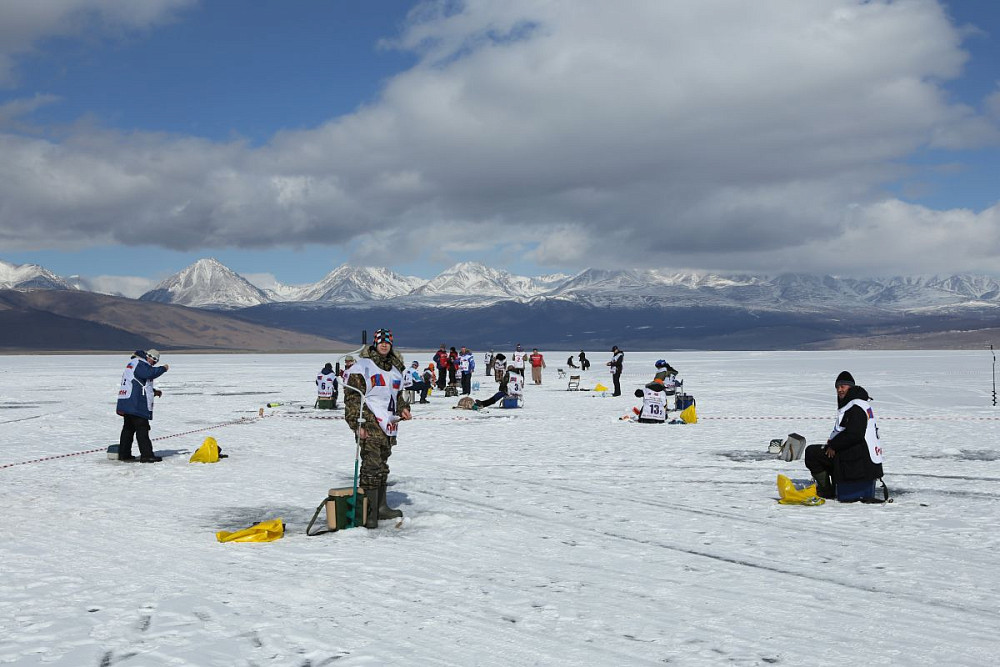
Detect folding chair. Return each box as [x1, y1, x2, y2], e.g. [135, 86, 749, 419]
[567, 375, 580, 391]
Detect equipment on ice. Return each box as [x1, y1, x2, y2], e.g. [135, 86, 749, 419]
[776, 475, 825, 506]
[777, 433, 807, 461]
[217, 518, 285, 542]
[189, 436, 223, 463]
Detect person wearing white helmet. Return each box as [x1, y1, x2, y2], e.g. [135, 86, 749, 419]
[115, 349, 169, 462]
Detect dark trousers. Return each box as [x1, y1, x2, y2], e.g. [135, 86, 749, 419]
[119, 414, 154, 459]
[612, 371, 621, 396]
[478, 391, 506, 408]
[410, 381, 429, 401]
[436, 367, 447, 390]
[461, 374, 471, 395]
[805, 444, 838, 478]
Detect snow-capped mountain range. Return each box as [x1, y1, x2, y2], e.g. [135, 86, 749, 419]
[0, 260, 74, 291]
[4, 256, 1000, 316]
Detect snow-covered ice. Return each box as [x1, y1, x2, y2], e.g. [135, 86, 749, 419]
[1, 350, 998, 665]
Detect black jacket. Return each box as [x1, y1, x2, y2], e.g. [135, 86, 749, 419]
[829, 385, 884, 482]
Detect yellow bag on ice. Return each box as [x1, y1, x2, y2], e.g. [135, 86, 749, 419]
[593, 383, 608, 392]
[190, 436, 220, 463]
[216, 518, 285, 543]
[776, 474, 825, 506]
[679, 404, 698, 424]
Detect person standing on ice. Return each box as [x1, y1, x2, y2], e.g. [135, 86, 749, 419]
[804, 371, 884, 499]
[607, 346, 624, 396]
[115, 349, 169, 462]
[579, 351, 590, 371]
[433, 344, 449, 391]
[529, 348, 546, 384]
[344, 328, 412, 528]
[459, 346, 476, 395]
[511, 343, 527, 379]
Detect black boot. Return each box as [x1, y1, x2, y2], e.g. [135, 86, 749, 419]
[378, 483, 403, 520]
[363, 488, 380, 529]
[813, 470, 835, 499]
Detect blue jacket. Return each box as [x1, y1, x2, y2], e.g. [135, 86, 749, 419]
[116, 354, 168, 420]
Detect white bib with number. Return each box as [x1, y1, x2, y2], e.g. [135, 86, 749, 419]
[347, 359, 403, 436]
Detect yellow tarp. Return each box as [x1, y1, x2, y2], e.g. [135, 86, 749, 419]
[216, 518, 285, 543]
[593, 383, 608, 392]
[776, 474, 825, 506]
[679, 404, 698, 424]
[190, 436, 220, 463]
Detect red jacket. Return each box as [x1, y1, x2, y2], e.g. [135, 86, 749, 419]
[529, 353, 545, 368]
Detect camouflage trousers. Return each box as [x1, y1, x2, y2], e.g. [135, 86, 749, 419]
[358, 427, 396, 491]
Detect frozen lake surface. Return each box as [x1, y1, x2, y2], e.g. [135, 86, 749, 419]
[1, 350, 999, 665]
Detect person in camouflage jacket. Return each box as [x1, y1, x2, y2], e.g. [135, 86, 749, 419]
[344, 328, 411, 527]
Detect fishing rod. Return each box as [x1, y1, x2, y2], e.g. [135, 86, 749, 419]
[991, 343, 996, 407]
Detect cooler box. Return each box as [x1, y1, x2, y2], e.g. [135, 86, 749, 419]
[836, 479, 876, 502]
[675, 393, 695, 411]
[501, 397, 522, 409]
[325, 487, 368, 530]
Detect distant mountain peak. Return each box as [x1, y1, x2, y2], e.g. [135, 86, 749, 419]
[0, 259, 73, 291]
[139, 258, 270, 309]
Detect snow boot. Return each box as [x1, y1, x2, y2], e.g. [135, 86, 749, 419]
[378, 483, 403, 520]
[813, 470, 836, 499]
[363, 488, 380, 529]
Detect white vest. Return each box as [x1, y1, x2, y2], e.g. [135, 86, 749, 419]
[402, 368, 421, 388]
[512, 351, 526, 368]
[346, 358, 404, 436]
[507, 372, 524, 396]
[316, 371, 337, 399]
[117, 359, 155, 413]
[639, 388, 667, 422]
[831, 398, 883, 464]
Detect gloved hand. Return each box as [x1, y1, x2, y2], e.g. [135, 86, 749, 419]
[153, 389, 162, 398]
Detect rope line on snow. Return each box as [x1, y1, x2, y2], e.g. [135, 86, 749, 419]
[0, 417, 256, 471]
[6, 409, 996, 471]
[267, 412, 1000, 423]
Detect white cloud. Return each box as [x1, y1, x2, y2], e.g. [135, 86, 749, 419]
[1, 0, 999, 276]
[76, 274, 155, 298]
[0, 0, 195, 87]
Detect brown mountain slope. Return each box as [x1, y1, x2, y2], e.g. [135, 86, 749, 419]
[0, 289, 352, 352]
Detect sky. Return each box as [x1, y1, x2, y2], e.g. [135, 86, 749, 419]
[1, 0, 999, 295]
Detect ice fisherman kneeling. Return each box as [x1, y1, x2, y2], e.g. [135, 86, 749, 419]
[632, 379, 669, 423]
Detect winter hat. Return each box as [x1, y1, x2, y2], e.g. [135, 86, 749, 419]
[655, 359, 667, 368]
[516, 343, 523, 351]
[146, 349, 161, 363]
[344, 355, 355, 363]
[372, 328, 393, 346]
[322, 362, 333, 373]
[835, 371, 855, 387]
[411, 361, 419, 367]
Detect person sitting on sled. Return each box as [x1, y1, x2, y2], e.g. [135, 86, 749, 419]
[804, 371, 884, 499]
